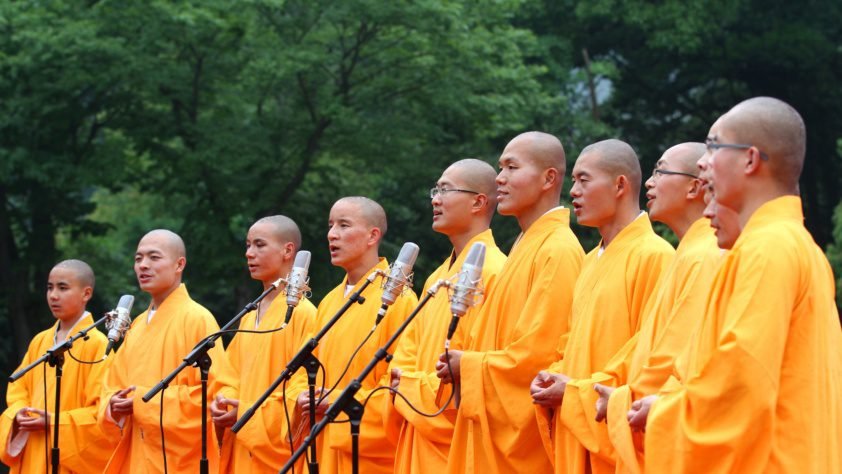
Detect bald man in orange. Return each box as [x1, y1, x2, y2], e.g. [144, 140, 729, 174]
[639, 97, 842, 473]
[437, 132, 585, 473]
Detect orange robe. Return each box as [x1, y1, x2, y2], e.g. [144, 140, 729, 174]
[295, 258, 418, 474]
[1, 313, 115, 473]
[447, 208, 585, 474]
[216, 294, 316, 473]
[604, 218, 720, 474]
[98, 284, 237, 473]
[386, 229, 507, 473]
[540, 213, 674, 474]
[644, 196, 842, 473]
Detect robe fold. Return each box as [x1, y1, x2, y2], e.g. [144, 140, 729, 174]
[447, 208, 584, 474]
[386, 229, 506, 473]
[294, 257, 418, 474]
[216, 294, 316, 473]
[603, 218, 720, 474]
[1, 313, 115, 473]
[539, 213, 674, 474]
[645, 196, 842, 474]
[98, 284, 237, 474]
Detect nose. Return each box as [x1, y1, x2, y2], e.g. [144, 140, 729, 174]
[431, 192, 442, 206]
[703, 201, 716, 219]
[570, 181, 581, 198]
[645, 175, 655, 190]
[245, 245, 255, 259]
[495, 170, 505, 185]
[47, 288, 58, 301]
[327, 224, 339, 241]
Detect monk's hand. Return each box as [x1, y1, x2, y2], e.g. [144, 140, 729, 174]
[627, 394, 658, 432]
[110, 386, 135, 419]
[593, 383, 614, 423]
[436, 350, 462, 385]
[530, 371, 569, 408]
[390, 368, 402, 392]
[16, 407, 50, 432]
[297, 388, 330, 423]
[210, 395, 239, 429]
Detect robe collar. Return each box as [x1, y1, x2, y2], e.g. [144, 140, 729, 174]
[511, 207, 571, 252]
[595, 211, 657, 257]
[732, 196, 803, 249]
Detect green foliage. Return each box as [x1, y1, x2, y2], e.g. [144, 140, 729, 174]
[826, 200, 842, 312]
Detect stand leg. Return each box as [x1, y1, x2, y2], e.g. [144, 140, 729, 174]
[306, 356, 320, 474]
[346, 399, 363, 474]
[198, 353, 212, 474]
[50, 356, 63, 474]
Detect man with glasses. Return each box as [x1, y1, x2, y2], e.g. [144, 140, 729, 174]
[385, 159, 506, 474]
[531, 139, 674, 474]
[567, 142, 721, 474]
[437, 132, 584, 473]
[640, 97, 841, 473]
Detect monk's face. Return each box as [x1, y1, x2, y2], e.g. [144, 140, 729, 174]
[46, 267, 91, 323]
[703, 192, 740, 249]
[705, 117, 746, 212]
[327, 200, 377, 272]
[644, 150, 699, 225]
[431, 166, 478, 236]
[134, 234, 184, 297]
[496, 138, 546, 218]
[245, 222, 289, 283]
[570, 152, 617, 228]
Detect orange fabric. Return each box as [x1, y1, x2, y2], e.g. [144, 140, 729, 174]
[539, 214, 674, 474]
[447, 208, 584, 474]
[293, 258, 418, 474]
[386, 229, 506, 474]
[98, 284, 237, 473]
[645, 197, 842, 473]
[216, 295, 316, 473]
[0, 313, 115, 473]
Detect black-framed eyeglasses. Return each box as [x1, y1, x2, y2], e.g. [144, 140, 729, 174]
[429, 187, 479, 198]
[705, 141, 770, 161]
[652, 168, 699, 179]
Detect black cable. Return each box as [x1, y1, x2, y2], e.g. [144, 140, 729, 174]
[317, 326, 377, 404]
[361, 347, 456, 418]
[160, 388, 168, 474]
[65, 347, 106, 365]
[282, 378, 295, 474]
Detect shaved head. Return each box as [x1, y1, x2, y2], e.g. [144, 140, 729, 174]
[335, 196, 387, 236]
[662, 142, 706, 175]
[506, 131, 566, 175]
[721, 96, 806, 188]
[446, 158, 498, 205]
[253, 215, 302, 250]
[580, 139, 642, 195]
[139, 229, 186, 259]
[52, 259, 95, 289]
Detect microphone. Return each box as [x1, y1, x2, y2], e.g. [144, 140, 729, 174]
[446, 242, 485, 345]
[376, 242, 420, 324]
[283, 250, 311, 325]
[104, 295, 135, 357]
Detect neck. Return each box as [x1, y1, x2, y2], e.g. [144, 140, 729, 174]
[516, 197, 559, 233]
[448, 224, 490, 258]
[58, 311, 85, 332]
[151, 281, 181, 309]
[665, 205, 706, 240]
[736, 187, 795, 229]
[599, 204, 640, 247]
[344, 254, 381, 286]
[263, 265, 292, 291]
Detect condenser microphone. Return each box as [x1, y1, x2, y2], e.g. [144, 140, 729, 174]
[446, 242, 485, 342]
[376, 242, 420, 324]
[104, 295, 135, 357]
[283, 250, 311, 325]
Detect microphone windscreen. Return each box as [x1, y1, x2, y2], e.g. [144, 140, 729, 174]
[293, 250, 311, 271]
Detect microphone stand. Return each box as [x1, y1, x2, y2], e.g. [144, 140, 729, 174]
[232, 269, 384, 474]
[142, 278, 286, 474]
[281, 280, 446, 474]
[9, 313, 111, 474]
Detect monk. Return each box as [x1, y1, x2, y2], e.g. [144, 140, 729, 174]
[565, 143, 720, 474]
[211, 216, 317, 473]
[640, 97, 842, 473]
[98, 229, 235, 473]
[386, 159, 507, 473]
[293, 196, 418, 473]
[531, 139, 674, 474]
[1, 260, 115, 473]
[437, 131, 585, 473]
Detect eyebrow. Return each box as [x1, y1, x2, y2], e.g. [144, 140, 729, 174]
[498, 156, 518, 166]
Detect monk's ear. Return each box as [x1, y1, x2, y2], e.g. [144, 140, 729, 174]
[175, 256, 186, 274]
[615, 175, 628, 197]
[367, 227, 382, 248]
[283, 242, 296, 262]
[744, 147, 764, 175]
[686, 178, 703, 199]
[542, 167, 559, 190]
[81, 286, 93, 304]
[472, 193, 489, 214]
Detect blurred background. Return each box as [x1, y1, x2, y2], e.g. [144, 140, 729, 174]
[2, 0, 841, 420]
